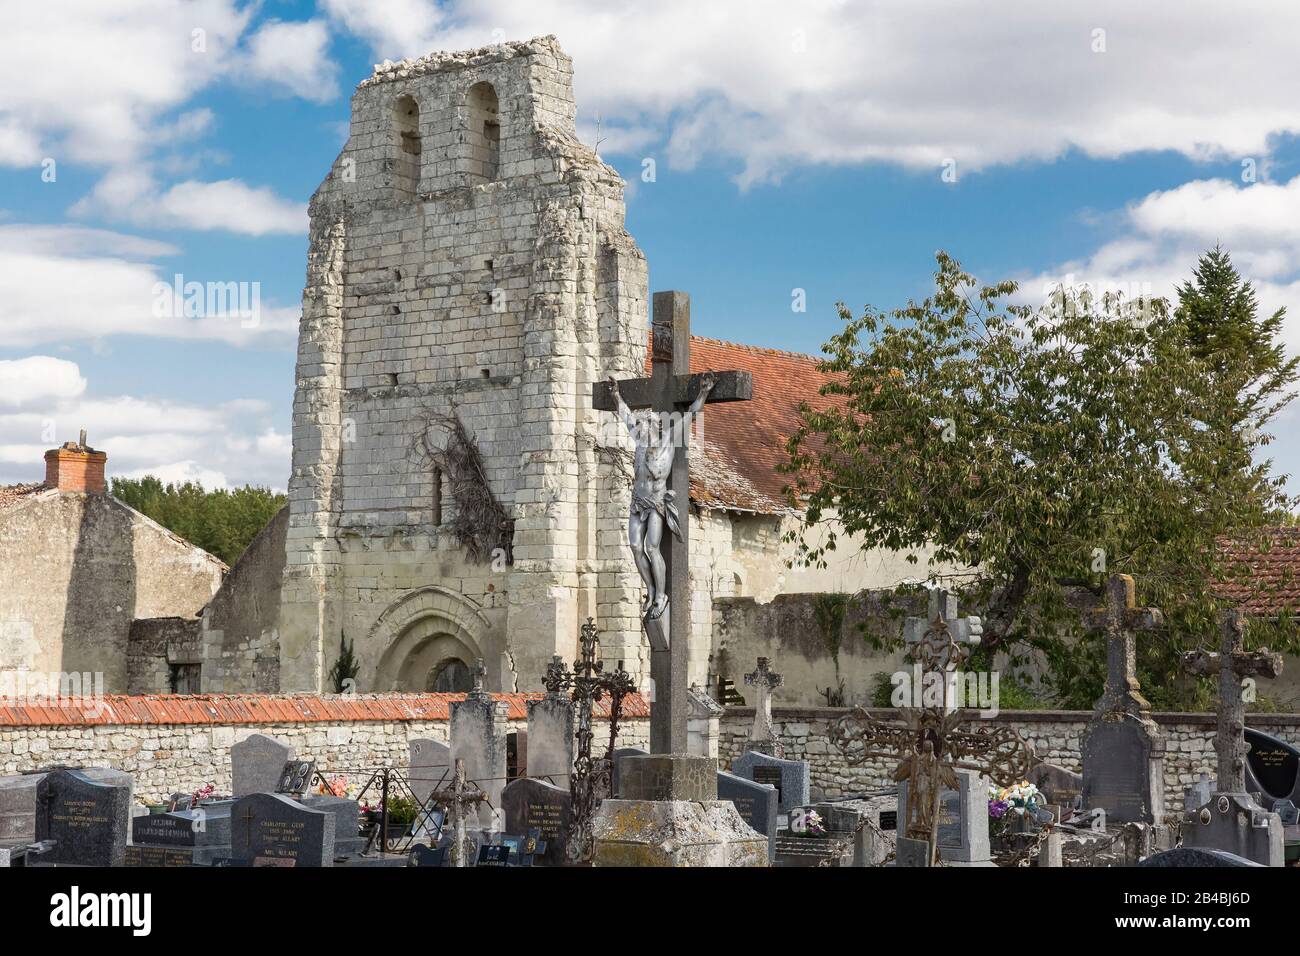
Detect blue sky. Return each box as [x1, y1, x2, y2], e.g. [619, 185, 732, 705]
[3, 2, 1300, 492]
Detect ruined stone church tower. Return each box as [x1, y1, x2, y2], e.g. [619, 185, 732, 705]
[281, 37, 648, 694]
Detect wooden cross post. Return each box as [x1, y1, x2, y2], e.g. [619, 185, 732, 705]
[592, 290, 753, 755]
[1184, 610, 1283, 794]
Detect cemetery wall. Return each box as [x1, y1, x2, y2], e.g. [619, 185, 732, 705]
[718, 706, 1300, 812]
[0, 489, 225, 692]
[0, 693, 649, 804]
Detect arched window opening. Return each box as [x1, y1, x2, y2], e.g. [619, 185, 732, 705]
[393, 94, 421, 197]
[465, 82, 500, 183]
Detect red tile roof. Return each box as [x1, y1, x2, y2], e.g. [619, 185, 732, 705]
[1217, 528, 1300, 616]
[0, 483, 43, 511]
[0, 693, 650, 727]
[644, 335, 841, 513]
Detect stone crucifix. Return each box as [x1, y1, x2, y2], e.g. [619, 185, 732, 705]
[593, 290, 753, 755]
[903, 588, 983, 712]
[1183, 610, 1283, 795]
[1085, 574, 1163, 716]
[744, 657, 785, 757]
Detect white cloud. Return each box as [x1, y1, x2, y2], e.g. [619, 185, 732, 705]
[0, 358, 87, 408]
[0, 224, 299, 348]
[240, 19, 340, 103]
[326, 0, 1300, 186]
[0, 368, 289, 491]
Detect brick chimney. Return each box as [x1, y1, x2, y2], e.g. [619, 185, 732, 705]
[44, 429, 107, 494]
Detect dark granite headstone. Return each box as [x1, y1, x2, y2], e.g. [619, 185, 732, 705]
[230, 792, 334, 867]
[300, 795, 364, 858]
[717, 770, 777, 863]
[501, 777, 571, 865]
[408, 844, 447, 867]
[731, 751, 810, 813]
[1028, 763, 1083, 809]
[1245, 729, 1300, 805]
[477, 844, 510, 866]
[1138, 847, 1263, 867]
[275, 760, 317, 796]
[34, 769, 131, 867]
[130, 801, 234, 864]
[1, 767, 133, 845]
[1082, 721, 1161, 823]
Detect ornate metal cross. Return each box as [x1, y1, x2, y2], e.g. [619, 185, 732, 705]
[428, 757, 488, 868]
[544, 617, 636, 863]
[830, 602, 1033, 866]
[1183, 610, 1283, 794]
[592, 290, 753, 755]
[744, 657, 785, 756]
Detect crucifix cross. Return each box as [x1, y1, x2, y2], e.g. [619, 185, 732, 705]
[1085, 574, 1163, 716]
[592, 290, 753, 755]
[903, 588, 982, 711]
[1183, 610, 1283, 794]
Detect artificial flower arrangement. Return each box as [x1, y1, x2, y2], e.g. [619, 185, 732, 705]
[790, 809, 827, 837]
[318, 774, 352, 798]
[189, 782, 216, 809]
[987, 780, 1045, 834]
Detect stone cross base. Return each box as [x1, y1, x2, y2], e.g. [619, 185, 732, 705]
[1183, 792, 1284, 867]
[591, 754, 767, 867]
[592, 800, 768, 867]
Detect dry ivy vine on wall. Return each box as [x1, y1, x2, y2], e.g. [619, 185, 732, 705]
[418, 409, 514, 565]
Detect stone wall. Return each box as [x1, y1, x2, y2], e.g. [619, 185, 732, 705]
[0, 489, 225, 691]
[127, 617, 203, 694]
[718, 707, 1300, 812]
[0, 694, 649, 805]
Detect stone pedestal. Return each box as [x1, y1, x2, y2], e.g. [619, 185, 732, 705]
[592, 754, 767, 867]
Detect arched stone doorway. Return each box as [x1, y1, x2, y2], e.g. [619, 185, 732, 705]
[370, 586, 493, 691]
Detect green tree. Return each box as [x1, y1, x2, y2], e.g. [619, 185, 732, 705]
[111, 477, 285, 566]
[784, 252, 1298, 710]
[327, 635, 360, 694]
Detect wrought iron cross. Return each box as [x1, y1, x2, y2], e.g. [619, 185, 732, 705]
[830, 610, 1033, 866]
[592, 290, 753, 755]
[1183, 610, 1283, 794]
[545, 617, 636, 863]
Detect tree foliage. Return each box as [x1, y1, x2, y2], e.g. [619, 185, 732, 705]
[110, 476, 285, 566]
[785, 251, 1298, 710]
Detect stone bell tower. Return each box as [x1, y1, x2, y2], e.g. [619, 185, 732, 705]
[280, 37, 648, 693]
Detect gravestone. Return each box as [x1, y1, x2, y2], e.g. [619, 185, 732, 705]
[1244, 728, 1300, 805]
[526, 670, 574, 783]
[34, 769, 131, 867]
[130, 800, 234, 866]
[501, 777, 572, 866]
[1182, 611, 1285, 866]
[731, 750, 810, 813]
[408, 844, 448, 867]
[1080, 575, 1166, 824]
[1028, 763, 1083, 810]
[408, 737, 451, 805]
[898, 769, 992, 866]
[450, 660, 509, 828]
[0, 767, 133, 845]
[301, 794, 365, 858]
[231, 733, 295, 797]
[230, 792, 334, 867]
[717, 770, 778, 863]
[1138, 847, 1263, 867]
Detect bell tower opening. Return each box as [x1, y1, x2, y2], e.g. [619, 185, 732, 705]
[393, 94, 421, 198]
[465, 81, 500, 183]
